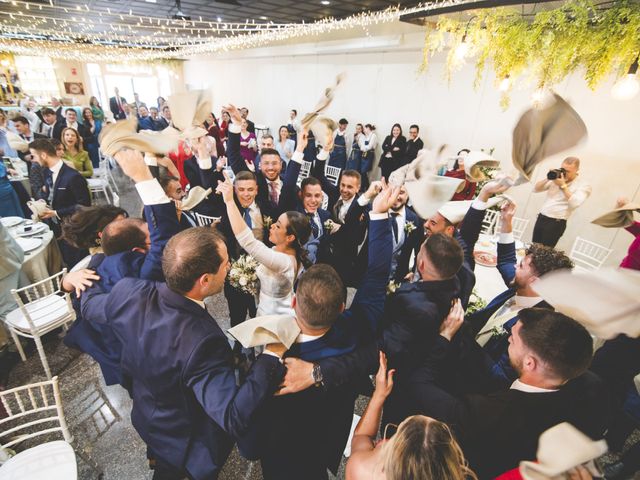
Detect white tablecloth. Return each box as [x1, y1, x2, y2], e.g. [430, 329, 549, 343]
[7, 222, 63, 285]
[473, 234, 526, 302]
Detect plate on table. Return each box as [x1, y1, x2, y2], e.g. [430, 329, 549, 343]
[474, 251, 497, 267]
[1, 216, 24, 228]
[16, 222, 48, 237]
[15, 237, 42, 253]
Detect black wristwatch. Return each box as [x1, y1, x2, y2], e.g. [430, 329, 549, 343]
[312, 363, 323, 386]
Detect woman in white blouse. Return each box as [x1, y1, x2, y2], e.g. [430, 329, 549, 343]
[275, 125, 295, 167]
[359, 124, 378, 191]
[217, 174, 312, 316]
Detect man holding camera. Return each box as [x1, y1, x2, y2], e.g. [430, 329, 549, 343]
[532, 156, 591, 247]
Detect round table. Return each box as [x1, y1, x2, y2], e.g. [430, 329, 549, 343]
[6, 220, 64, 285]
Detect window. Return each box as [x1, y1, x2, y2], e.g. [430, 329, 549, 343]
[13, 56, 59, 102]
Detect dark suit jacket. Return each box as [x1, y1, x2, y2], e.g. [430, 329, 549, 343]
[403, 137, 424, 165]
[407, 336, 609, 479]
[109, 96, 127, 120]
[67, 202, 181, 385]
[137, 115, 154, 131]
[48, 163, 90, 220]
[82, 278, 285, 479]
[17, 132, 47, 165]
[241, 216, 393, 479]
[379, 134, 407, 173]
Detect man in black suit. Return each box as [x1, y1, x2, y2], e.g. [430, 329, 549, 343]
[52, 108, 92, 144]
[29, 138, 90, 268]
[109, 87, 127, 120]
[82, 224, 286, 479]
[408, 307, 608, 479]
[158, 175, 200, 230]
[241, 182, 396, 479]
[403, 124, 424, 166]
[240, 106, 255, 133]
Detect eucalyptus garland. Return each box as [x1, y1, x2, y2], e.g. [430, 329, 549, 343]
[420, 0, 640, 107]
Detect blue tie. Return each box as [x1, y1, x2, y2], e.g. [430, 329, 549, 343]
[45, 170, 54, 204]
[307, 212, 319, 238]
[243, 208, 252, 229]
[390, 213, 400, 244]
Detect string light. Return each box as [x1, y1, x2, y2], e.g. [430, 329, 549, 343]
[0, 1, 469, 62]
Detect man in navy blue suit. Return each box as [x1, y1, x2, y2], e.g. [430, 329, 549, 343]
[29, 138, 90, 267]
[81, 155, 287, 479]
[241, 180, 397, 479]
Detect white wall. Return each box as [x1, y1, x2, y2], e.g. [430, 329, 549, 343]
[183, 21, 640, 266]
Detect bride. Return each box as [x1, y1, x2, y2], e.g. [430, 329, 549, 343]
[217, 172, 312, 316]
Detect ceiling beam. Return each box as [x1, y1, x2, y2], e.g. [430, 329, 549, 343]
[400, 0, 559, 23]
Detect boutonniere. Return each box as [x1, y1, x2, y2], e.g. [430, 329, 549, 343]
[404, 221, 417, 234]
[324, 219, 335, 232]
[263, 215, 273, 228]
[490, 325, 508, 339]
[386, 280, 401, 295]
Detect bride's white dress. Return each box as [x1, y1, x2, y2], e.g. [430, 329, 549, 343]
[236, 228, 297, 316]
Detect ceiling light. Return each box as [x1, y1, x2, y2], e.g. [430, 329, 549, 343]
[453, 35, 469, 62]
[145, 0, 157, 3]
[612, 58, 639, 101]
[321, 1, 330, 5]
[259, 16, 268, 20]
[217, 16, 222, 22]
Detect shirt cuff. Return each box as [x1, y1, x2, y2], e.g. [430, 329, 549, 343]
[196, 155, 212, 170]
[357, 195, 371, 206]
[291, 151, 304, 165]
[144, 156, 158, 167]
[228, 123, 241, 134]
[317, 149, 330, 161]
[369, 212, 388, 220]
[472, 199, 488, 210]
[262, 349, 284, 362]
[498, 232, 514, 244]
[135, 178, 171, 205]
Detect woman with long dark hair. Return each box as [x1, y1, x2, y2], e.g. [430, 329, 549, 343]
[217, 174, 312, 316]
[82, 107, 101, 167]
[380, 123, 406, 181]
[358, 124, 377, 191]
[445, 148, 476, 201]
[204, 112, 225, 156]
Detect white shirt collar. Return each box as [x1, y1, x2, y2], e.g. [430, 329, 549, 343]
[184, 295, 206, 309]
[510, 379, 558, 393]
[296, 332, 324, 343]
[391, 206, 406, 218]
[514, 295, 542, 308]
[67, 121, 78, 129]
[49, 159, 64, 176]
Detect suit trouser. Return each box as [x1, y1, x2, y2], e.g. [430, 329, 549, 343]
[532, 213, 567, 248]
[224, 281, 256, 353]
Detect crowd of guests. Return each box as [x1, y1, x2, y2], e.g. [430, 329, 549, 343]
[1, 91, 639, 480]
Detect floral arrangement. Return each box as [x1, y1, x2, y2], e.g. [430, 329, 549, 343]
[466, 289, 488, 315]
[324, 219, 337, 232]
[228, 255, 260, 296]
[404, 221, 417, 234]
[263, 215, 273, 229]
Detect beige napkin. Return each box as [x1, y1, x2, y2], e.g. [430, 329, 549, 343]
[7, 131, 29, 153]
[228, 314, 301, 349]
[309, 117, 338, 148]
[300, 73, 345, 130]
[592, 202, 640, 229]
[436, 194, 513, 225]
[179, 186, 212, 211]
[519, 423, 607, 480]
[167, 90, 212, 133]
[464, 151, 501, 182]
[27, 199, 49, 222]
[533, 267, 640, 339]
[99, 118, 180, 157]
[512, 93, 588, 181]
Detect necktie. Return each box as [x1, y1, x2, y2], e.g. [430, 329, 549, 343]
[333, 199, 344, 223]
[45, 170, 54, 204]
[307, 212, 319, 238]
[390, 213, 400, 244]
[183, 211, 197, 227]
[243, 207, 253, 229]
[269, 181, 279, 205]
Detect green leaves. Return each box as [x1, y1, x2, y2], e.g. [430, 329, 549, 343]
[421, 0, 640, 107]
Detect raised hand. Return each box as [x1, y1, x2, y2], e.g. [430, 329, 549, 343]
[363, 180, 383, 201]
[216, 156, 227, 172]
[113, 149, 152, 183]
[215, 169, 234, 204]
[371, 178, 401, 214]
[195, 135, 214, 159]
[296, 129, 309, 153]
[478, 178, 511, 203]
[223, 104, 243, 126]
[439, 298, 464, 341]
[372, 351, 395, 401]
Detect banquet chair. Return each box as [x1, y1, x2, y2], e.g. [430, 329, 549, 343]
[5, 269, 76, 380]
[324, 164, 341, 186]
[494, 216, 530, 241]
[296, 161, 313, 188]
[569, 236, 613, 272]
[87, 157, 116, 206]
[322, 192, 329, 211]
[481, 209, 499, 235]
[195, 212, 222, 227]
[0, 376, 101, 479]
[94, 151, 119, 194]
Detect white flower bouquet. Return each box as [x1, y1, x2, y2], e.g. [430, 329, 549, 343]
[228, 255, 260, 296]
[404, 221, 417, 234]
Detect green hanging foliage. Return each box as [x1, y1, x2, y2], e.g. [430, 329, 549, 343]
[420, 0, 640, 107]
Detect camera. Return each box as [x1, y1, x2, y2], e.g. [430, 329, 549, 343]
[547, 168, 566, 180]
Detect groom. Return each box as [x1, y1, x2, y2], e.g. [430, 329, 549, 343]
[239, 181, 397, 479]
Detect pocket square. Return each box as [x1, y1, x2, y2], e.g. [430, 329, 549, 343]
[228, 315, 301, 349]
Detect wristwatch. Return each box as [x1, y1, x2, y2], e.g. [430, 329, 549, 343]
[311, 363, 323, 386]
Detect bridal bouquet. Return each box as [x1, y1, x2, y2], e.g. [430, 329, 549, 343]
[228, 255, 260, 296]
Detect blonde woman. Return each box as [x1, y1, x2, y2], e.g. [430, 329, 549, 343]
[346, 352, 476, 480]
[62, 127, 93, 178]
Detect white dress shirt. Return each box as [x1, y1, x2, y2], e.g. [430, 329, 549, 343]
[49, 159, 64, 186]
[510, 379, 558, 393]
[535, 179, 592, 220]
[359, 132, 378, 152]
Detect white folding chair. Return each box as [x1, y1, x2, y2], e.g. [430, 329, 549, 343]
[481, 209, 499, 235]
[296, 161, 312, 188]
[569, 236, 613, 272]
[494, 216, 530, 241]
[87, 159, 117, 206]
[195, 212, 221, 227]
[5, 270, 76, 379]
[94, 152, 119, 194]
[0, 376, 100, 479]
[321, 192, 329, 211]
[324, 164, 341, 187]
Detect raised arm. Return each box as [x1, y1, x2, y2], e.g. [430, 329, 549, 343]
[495, 200, 517, 286]
[223, 104, 249, 174]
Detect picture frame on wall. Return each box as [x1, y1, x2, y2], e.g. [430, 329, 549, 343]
[64, 81, 85, 95]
